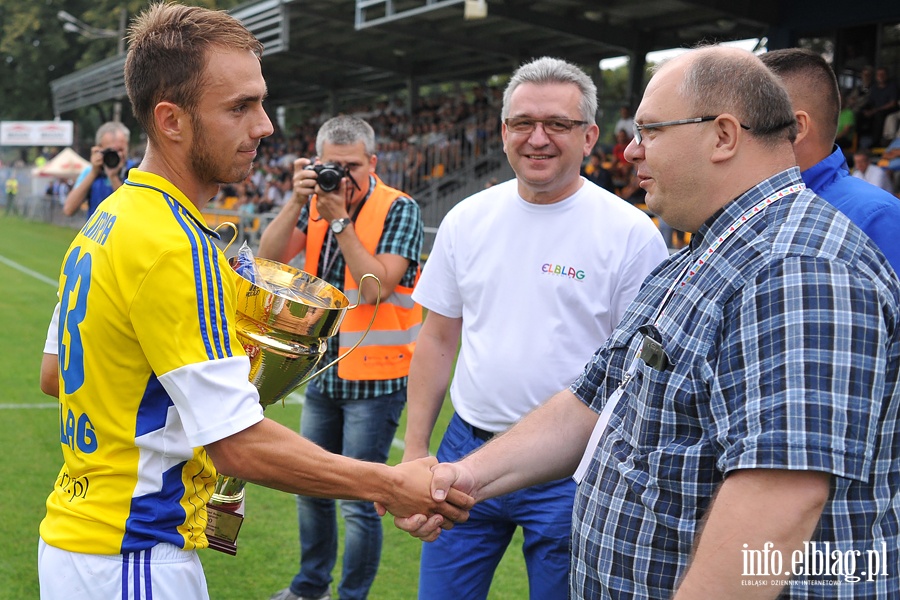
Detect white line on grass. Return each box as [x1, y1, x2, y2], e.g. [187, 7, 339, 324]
[0, 389, 407, 449]
[0, 254, 57, 287]
[0, 251, 411, 452]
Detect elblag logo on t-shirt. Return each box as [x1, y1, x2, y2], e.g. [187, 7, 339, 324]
[541, 262, 585, 281]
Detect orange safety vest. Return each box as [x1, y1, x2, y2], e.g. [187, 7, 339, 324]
[304, 176, 422, 380]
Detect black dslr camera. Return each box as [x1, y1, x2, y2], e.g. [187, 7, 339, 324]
[309, 162, 347, 192]
[101, 148, 121, 169]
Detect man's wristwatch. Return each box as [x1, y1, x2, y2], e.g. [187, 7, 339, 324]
[330, 217, 352, 234]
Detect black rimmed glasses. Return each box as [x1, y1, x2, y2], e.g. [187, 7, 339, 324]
[632, 115, 752, 145]
[504, 117, 588, 135]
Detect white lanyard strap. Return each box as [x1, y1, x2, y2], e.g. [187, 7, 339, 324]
[677, 183, 805, 289]
[573, 356, 641, 483]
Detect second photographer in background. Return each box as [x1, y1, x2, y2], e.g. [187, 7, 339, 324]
[64, 121, 137, 221]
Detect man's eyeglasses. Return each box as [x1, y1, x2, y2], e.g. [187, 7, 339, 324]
[633, 116, 712, 145]
[504, 117, 588, 135]
[631, 115, 796, 146]
[632, 115, 751, 145]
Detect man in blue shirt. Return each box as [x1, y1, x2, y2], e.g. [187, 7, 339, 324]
[762, 48, 900, 275]
[63, 121, 135, 220]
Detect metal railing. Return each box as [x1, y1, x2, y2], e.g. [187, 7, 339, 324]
[374, 109, 503, 199]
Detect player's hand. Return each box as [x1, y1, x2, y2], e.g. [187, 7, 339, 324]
[388, 460, 478, 542]
[374, 457, 474, 540]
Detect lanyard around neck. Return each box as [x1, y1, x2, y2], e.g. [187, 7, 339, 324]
[574, 182, 806, 485]
[319, 175, 376, 278]
[651, 182, 805, 326]
[631, 182, 806, 369]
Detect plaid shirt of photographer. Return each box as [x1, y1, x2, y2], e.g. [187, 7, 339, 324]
[295, 174, 423, 399]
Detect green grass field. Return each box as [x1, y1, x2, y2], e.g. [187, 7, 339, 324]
[0, 215, 527, 599]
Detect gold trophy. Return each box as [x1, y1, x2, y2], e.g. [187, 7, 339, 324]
[205, 255, 379, 555]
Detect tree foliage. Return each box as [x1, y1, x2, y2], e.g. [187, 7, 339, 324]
[0, 0, 241, 122]
[1, 0, 79, 120]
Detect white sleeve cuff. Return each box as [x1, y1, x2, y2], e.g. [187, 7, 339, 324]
[158, 356, 264, 448]
[44, 302, 60, 355]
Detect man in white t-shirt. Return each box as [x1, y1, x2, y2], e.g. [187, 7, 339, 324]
[401, 56, 668, 600]
[852, 151, 894, 193]
[613, 104, 635, 140]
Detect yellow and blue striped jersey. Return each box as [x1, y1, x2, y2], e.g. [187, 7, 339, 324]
[41, 169, 263, 554]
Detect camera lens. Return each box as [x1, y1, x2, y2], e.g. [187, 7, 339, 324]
[317, 170, 341, 192]
[102, 149, 121, 169]
[315, 163, 345, 192]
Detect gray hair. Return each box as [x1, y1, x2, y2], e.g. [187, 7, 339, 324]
[676, 47, 797, 147]
[501, 57, 597, 124]
[95, 121, 131, 145]
[315, 115, 376, 156]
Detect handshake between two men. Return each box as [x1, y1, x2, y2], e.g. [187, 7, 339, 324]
[372, 456, 475, 531]
[378, 458, 479, 542]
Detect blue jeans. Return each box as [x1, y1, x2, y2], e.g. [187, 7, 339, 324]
[289, 382, 406, 600]
[418, 413, 574, 600]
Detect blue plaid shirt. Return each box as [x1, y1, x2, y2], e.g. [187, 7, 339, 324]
[296, 174, 423, 399]
[570, 168, 900, 598]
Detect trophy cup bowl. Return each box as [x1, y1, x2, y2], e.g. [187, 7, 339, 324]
[231, 257, 350, 410]
[205, 256, 380, 554]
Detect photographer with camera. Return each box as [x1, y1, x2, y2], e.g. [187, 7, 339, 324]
[63, 121, 136, 220]
[257, 115, 424, 600]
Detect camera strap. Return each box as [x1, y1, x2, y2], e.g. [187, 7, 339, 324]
[321, 175, 376, 277]
[347, 174, 375, 223]
[321, 230, 339, 277]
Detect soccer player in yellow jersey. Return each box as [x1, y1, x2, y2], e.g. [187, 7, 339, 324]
[37, 4, 470, 599]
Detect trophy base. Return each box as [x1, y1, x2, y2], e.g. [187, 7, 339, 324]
[205, 498, 245, 556]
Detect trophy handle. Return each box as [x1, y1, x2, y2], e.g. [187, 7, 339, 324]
[295, 273, 382, 387]
[215, 221, 239, 253]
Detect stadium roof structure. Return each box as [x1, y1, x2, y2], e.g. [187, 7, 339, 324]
[51, 0, 900, 117]
[267, 0, 776, 107]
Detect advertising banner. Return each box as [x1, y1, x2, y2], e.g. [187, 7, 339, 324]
[1, 121, 74, 146]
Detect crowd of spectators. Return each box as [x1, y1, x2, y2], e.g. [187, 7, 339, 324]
[847, 65, 899, 150]
[12, 83, 704, 249]
[17, 63, 899, 254]
[840, 65, 900, 194]
[207, 85, 505, 216]
[202, 85, 702, 249]
[579, 119, 690, 249]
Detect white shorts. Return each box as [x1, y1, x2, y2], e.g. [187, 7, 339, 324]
[38, 539, 210, 600]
